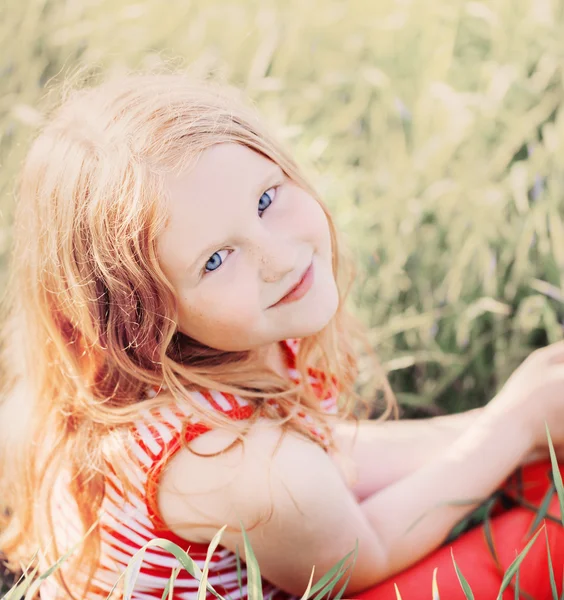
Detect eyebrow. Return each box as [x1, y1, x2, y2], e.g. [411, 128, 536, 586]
[186, 165, 285, 277]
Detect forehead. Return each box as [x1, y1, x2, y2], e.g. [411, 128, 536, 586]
[164, 143, 278, 205]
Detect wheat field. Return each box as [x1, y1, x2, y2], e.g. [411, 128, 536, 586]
[2, 0, 564, 595]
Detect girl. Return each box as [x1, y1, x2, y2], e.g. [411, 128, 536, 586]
[1, 70, 564, 600]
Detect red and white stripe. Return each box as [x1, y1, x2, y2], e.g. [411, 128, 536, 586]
[41, 340, 338, 599]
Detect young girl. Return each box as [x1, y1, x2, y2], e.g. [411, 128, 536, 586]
[1, 71, 564, 600]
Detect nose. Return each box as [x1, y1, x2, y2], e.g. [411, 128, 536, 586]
[254, 235, 298, 283]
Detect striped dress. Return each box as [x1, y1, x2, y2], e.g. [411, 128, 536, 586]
[41, 339, 338, 599]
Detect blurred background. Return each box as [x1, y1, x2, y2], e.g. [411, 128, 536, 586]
[2, 0, 564, 420]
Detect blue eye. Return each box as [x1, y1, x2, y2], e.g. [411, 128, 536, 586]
[205, 249, 229, 273]
[258, 187, 276, 215]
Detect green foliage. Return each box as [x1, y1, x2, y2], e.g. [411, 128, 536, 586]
[451, 550, 475, 599]
[2, 0, 564, 596]
[2, 0, 564, 415]
[547, 423, 564, 525]
[0, 526, 357, 600]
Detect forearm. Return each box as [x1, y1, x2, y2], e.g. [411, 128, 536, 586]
[360, 406, 532, 579]
[332, 408, 483, 499]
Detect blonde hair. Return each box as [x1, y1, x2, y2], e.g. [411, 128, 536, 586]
[0, 69, 395, 596]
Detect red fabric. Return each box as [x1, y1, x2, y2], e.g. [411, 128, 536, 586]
[353, 461, 564, 600]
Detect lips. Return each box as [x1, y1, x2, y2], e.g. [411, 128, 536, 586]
[269, 260, 314, 308]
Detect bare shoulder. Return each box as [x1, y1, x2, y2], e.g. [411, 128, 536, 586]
[158, 417, 386, 595]
[157, 418, 302, 542]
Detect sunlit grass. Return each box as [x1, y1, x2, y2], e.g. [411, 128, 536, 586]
[2, 0, 564, 596]
[1, 529, 357, 600]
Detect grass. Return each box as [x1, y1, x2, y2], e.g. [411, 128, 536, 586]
[2, 0, 564, 595]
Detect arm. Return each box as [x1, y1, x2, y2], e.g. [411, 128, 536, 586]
[159, 407, 531, 595]
[358, 407, 531, 580]
[159, 343, 564, 595]
[331, 408, 484, 500]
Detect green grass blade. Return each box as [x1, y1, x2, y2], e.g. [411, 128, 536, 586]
[310, 576, 343, 600]
[307, 543, 357, 597]
[3, 580, 26, 600]
[122, 547, 145, 599]
[23, 544, 90, 598]
[150, 540, 224, 600]
[310, 553, 357, 600]
[332, 571, 353, 600]
[144, 541, 200, 580]
[206, 526, 227, 561]
[19, 521, 100, 600]
[545, 423, 564, 525]
[545, 528, 559, 600]
[235, 545, 243, 595]
[309, 565, 349, 600]
[2, 565, 40, 600]
[526, 481, 556, 538]
[196, 565, 209, 600]
[450, 549, 475, 599]
[496, 526, 543, 599]
[406, 496, 488, 536]
[3, 551, 40, 597]
[514, 568, 519, 600]
[483, 498, 500, 565]
[308, 563, 346, 600]
[198, 524, 227, 599]
[168, 567, 181, 600]
[240, 523, 263, 600]
[160, 566, 181, 600]
[109, 539, 224, 600]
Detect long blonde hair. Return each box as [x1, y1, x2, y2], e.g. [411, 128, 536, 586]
[0, 69, 395, 595]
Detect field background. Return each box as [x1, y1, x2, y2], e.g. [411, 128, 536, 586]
[2, 0, 564, 594]
[2, 2, 564, 421]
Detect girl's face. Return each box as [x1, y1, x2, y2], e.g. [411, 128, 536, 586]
[157, 143, 339, 352]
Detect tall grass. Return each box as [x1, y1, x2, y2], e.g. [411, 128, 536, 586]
[2, 0, 564, 596]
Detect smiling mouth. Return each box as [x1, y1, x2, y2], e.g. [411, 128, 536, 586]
[269, 261, 314, 308]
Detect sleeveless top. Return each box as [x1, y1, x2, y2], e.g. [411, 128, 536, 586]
[41, 339, 339, 599]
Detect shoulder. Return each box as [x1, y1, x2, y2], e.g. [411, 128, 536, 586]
[157, 418, 306, 539]
[113, 387, 255, 491]
[158, 419, 326, 542]
[157, 418, 328, 546]
[157, 418, 385, 594]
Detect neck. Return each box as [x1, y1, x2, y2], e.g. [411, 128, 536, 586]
[260, 341, 290, 379]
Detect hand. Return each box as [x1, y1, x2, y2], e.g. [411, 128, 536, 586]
[486, 341, 564, 455]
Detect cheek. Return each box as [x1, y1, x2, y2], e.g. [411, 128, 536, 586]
[295, 193, 332, 254]
[176, 285, 260, 347]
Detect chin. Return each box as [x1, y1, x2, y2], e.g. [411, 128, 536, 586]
[286, 288, 339, 338]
